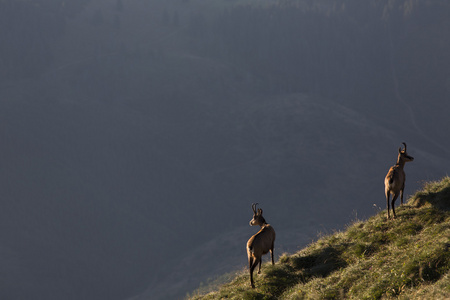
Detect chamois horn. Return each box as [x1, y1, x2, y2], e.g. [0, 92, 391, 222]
[252, 203, 259, 214]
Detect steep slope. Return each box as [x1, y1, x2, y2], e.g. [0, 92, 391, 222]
[2, 1, 450, 299]
[130, 91, 449, 299]
[189, 177, 450, 299]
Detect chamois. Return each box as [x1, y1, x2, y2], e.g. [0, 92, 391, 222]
[246, 203, 276, 288]
[384, 142, 414, 219]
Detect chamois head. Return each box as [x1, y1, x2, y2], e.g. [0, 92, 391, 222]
[249, 203, 266, 227]
[397, 142, 414, 164]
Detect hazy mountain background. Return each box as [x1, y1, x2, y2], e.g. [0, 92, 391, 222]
[0, 0, 449, 299]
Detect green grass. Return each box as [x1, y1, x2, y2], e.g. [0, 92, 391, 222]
[188, 177, 450, 299]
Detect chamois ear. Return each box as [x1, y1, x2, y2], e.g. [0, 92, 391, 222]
[258, 208, 263, 215]
[398, 147, 402, 153]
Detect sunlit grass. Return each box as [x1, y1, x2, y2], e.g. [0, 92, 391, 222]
[188, 177, 450, 299]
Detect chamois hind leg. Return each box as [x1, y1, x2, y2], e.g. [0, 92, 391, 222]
[257, 257, 262, 274]
[386, 192, 391, 219]
[270, 244, 275, 265]
[250, 257, 260, 288]
[248, 255, 254, 287]
[400, 187, 404, 205]
[391, 193, 399, 219]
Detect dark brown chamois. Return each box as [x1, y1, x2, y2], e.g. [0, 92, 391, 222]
[246, 203, 276, 288]
[384, 142, 414, 219]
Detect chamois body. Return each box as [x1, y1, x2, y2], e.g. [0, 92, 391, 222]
[246, 203, 275, 288]
[384, 143, 414, 219]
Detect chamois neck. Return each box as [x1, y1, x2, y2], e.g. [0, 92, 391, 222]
[396, 157, 406, 168]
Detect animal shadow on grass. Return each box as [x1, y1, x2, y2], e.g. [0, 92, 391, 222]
[412, 185, 450, 211]
[291, 246, 347, 280]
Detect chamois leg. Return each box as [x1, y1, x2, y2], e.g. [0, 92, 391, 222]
[386, 192, 391, 219]
[391, 193, 399, 219]
[250, 257, 260, 288]
[270, 245, 274, 265]
[249, 260, 255, 288]
[400, 188, 404, 205]
[248, 255, 254, 287]
[257, 257, 262, 274]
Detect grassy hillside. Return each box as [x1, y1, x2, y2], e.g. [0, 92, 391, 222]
[188, 177, 450, 299]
